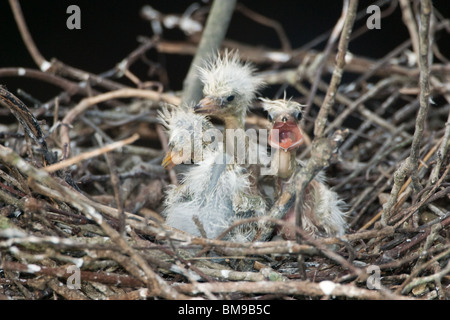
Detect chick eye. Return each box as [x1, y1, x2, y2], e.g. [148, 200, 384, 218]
[296, 112, 303, 121]
[267, 114, 273, 122]
[226, 95, 235, 102]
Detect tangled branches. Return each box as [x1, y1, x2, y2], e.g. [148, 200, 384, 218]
[0, 0, 449, 300]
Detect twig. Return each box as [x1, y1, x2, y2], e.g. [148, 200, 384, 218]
[8, 0, 49, 71]
[0, 68, 89, 96]
[401, 259, 450, 295]
[397, 239, 450, 295]
[313, 0, 358, 139]
[382, 0, 433, 224]
[0, 86, 53, 164]
[399, 0, 420, 62]
[210, 216, 356, 272]
[235, 3, 292, 52]
[173, 280, 414, 300]
[429, 107, 450, 184]
[360, 135, 443, 230]
[0, 145, 187, 300]
[391, 164, 450, 227]
[59, 88, 179, 158]
[381, 211, 450, 263]
[304, 0, 348, 119]
[322, 76, 408, 138]
[1, 261, 144, 288]
[46, 278, 88, 300]
[94, 133, 126, 236]
[44, 133, 139, 173]
[290, 2, 357, 264]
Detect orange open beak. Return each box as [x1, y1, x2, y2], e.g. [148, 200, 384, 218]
[269, 121, 303, 151]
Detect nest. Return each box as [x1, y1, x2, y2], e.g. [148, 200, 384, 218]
[0, 1, 449, 300]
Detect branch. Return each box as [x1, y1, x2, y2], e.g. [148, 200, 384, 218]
[304, 0, 348, 120]
[313, 0, 358, 139]
[401, 259, 450, 295]
[382, 0, 432, 224]
[235, 3, 292, 52]
[0, 145, 187, 300]
[0, 86, 56, 165]
[282, 0, 358, 277]
[174, 280, 414, 300]
[429, 108, 450, 184]
[1, 261, 143, 288]
[399, 0, 420, 62]
[44, 133, 139, 173]
[180, 0, 237, 105]
[8, 0, 50, 70]
[0, 68, 86, 96]
[59, 88, 180, 158]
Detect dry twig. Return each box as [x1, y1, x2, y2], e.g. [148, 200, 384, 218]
[1, 0, 449, 301]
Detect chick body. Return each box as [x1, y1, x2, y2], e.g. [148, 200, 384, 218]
[261, 97, 347, 239]
[162, 51, 266, 241]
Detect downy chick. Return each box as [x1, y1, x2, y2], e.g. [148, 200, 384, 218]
[158, 104, 213, 169]
[261, 97, 347, 239]
[162, 51, 265, 242]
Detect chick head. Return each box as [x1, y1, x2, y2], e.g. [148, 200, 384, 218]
[194, 50, 263, 125]
[260, 97, 305, 152]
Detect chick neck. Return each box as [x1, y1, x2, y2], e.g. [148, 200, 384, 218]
[222, 112, 247, 163]
[223, 112, 245, 131]
[275, 147, 297, 180]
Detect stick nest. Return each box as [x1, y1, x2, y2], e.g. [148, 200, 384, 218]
[0, 1, 449, 300]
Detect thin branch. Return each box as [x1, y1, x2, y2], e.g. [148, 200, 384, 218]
[304, 0, 348, 120]
[0, 86, 56, 166]
[59, 88, 180, 158]
[8, 0, 49, 70]
[0, 145, 187, 300]
[429, 106, 450, 184]
[313, 0, 358, 139]
[174, 280, 414, 300]
[401, 259, 450, 295]
[43, 133, 139, 173]
[382, 0, 432, 224]
[94, 133, 126, 236]
[399, 0, 420, 62]
[235, 3, 292, 52]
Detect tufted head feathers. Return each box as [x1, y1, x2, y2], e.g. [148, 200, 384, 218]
[194, 50, 264, 126]
[158, 104, 213, 168]
[260, 97, 305, 152]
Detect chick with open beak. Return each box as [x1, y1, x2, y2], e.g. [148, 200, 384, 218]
[262, 97, 304, 180]
[261, 97, 347, 239]
[269, 113, 303, 152]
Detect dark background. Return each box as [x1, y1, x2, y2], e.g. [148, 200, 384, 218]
[1, 0, 449, 100]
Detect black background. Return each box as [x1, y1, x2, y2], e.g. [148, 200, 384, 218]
[1, 0, 449, 100]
